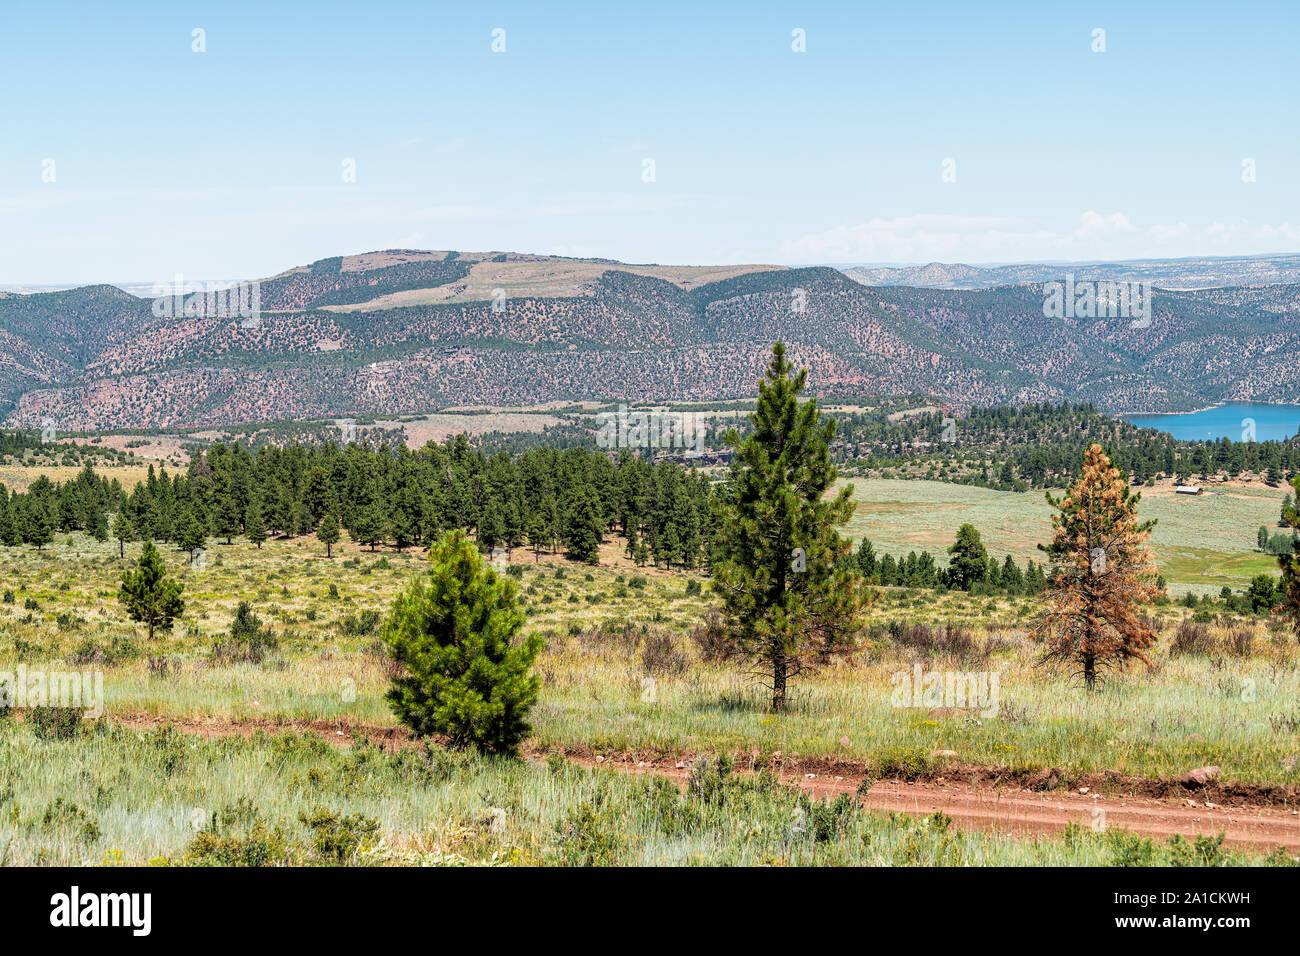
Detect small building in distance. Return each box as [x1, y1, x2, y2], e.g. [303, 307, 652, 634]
[1175, 485, 1203, 495]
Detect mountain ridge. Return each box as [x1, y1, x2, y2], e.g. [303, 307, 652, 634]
[0, 250, 1297, 430]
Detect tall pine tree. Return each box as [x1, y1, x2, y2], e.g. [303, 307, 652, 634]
[712, 343, 863, 711]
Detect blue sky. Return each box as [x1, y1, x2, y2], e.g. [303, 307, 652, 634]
[2, 0, 1296, 284]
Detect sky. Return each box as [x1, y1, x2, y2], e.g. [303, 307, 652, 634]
[1, 0, 1297, 285]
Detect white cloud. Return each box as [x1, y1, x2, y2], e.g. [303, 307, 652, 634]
[780, 211, 1299, 264]
[1072, 210, 1136, 239]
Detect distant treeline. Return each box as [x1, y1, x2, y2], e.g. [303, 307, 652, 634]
[0, 431, 130, 465]
[0, 437, 718, 570]
[841, 402, 1300, 490]
[851, 536, 1051, 596]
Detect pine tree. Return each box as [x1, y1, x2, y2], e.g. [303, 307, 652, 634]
[855, 538, 877, 579]
[213, 488, 242, 544]
[541, 493, 561, 552]
[0, 507, 19, 547]
[112, 512, 135, 559]
[180, 509, 207, 558]
[354, 501, 388, 551]
[478, 500, 506, 554]
[878, 552, 897, 586]
[244, 502, 267, 549]
[1038, 443, 1159, 689]
[1001, 554, 1024, 594]
[562, 486, 604, 563]
[382, 530, 542, 754]
[526, 512, 549, 562]
[711, 343, 863, 711]
[945, 523, 989, 590]
[316, 510, 340, 558]
[1247, 574, 1277, 614]
[118, 540, 185, 639]
[25, 505, 53, 550]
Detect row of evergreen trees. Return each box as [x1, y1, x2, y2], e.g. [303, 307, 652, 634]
[1257, 525, 1297, 556]
[849, 403, 1300, 491]
[0, 437, 1060, 596]
[0, 466, 119, 549]
[851, 526, 1050, 595]
[0, 438, 718, 571]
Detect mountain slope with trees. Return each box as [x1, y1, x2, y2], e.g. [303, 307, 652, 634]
[2, 250, 1298, 429]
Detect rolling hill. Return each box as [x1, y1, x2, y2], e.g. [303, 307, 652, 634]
[1, 250, 1298, 430]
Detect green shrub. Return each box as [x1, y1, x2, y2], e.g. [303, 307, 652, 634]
[383, 531, 542, 755]
[27, 706, 82, 740]
[554, 791, 624, 866]
[214, 601, 278, 664]
[298, 807, 379, 863]
[872, 745, 932, 781]
[145, 723, 189, 775]
[1107, 829, 1159, 867]
[187, 798, 292, 867]
[40, 798, 100, 843]
[340, 609, 381, 637]
[798, 793, 856, 843]
[1167, 832, 1228, 867]
[686, 753, 734, 805]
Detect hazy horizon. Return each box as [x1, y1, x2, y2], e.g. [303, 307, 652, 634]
[5, 248, 1299, 296]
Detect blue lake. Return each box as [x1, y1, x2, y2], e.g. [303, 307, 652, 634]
[1124, 404, 1300, 442]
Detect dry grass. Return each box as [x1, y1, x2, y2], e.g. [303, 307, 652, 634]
[320, 258, 787, 311]
[0, 529, 1295, 786]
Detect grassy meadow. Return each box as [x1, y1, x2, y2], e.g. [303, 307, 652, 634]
[11, 722, 1269, 867]
[843, 477, 1288, 595]
[0, 457, 1296, 866]
[0, 523, 1297, 865]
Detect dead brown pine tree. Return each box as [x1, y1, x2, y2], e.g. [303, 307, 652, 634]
[1036, 443, 1160, 689]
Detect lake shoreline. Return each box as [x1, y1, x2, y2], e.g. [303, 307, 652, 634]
[1120, 402, 1300, 442]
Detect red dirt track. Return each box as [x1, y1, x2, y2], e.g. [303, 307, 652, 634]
[111, 713, 1300, 853]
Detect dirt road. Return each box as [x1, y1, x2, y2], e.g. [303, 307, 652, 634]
[111, 713, 1300, 853]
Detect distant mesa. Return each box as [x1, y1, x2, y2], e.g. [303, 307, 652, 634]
[0, 250, 1297, 430]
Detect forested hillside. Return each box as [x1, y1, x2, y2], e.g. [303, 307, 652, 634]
[2, 250, 1298, 429]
